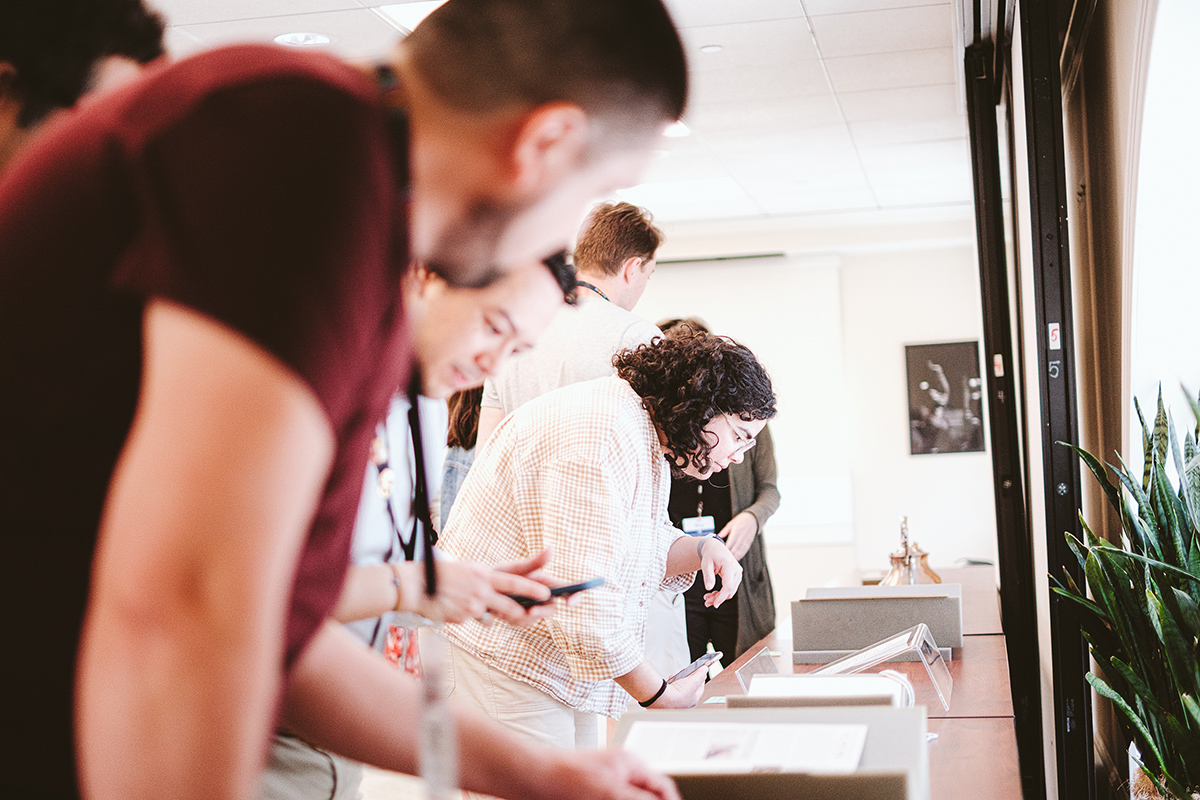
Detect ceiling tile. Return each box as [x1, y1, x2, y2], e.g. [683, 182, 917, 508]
[661, 0, 806, 28]
[836, 84, 961, 122]
[824, 47, 955, 92]
[804, 0, 951, 15]
[871, 179, 973, 206]
[617, 178, 764, 222]
[690, 61, 830, 105]
[149, 0, 364, 27]
[741, 180, 879, 215]
[639, 146, 732, 184]
[686, 94, 844, 136]
[720, 146, 864, 185]
[702, 124, 857, 156]
[163, 27, 209, 59]
[848, 116, 968, 146]
[176, 9, 400, 60]
[857, 138, 970, 174]
[860, 138, 973, 206]
[809, 5, 954, 57]
[679, 18, 819, 70]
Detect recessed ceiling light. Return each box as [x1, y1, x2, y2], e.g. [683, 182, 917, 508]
[274, 32, 331, 47]
[699, 44, 723, 54]
[663, 120, 691, 138]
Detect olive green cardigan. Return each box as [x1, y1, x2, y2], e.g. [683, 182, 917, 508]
[728, 423, 781, 657]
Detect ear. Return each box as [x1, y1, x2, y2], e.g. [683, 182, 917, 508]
[509, 102, 589, 196]
[620, 256, 643, 284]
[0, 62, 19, 104]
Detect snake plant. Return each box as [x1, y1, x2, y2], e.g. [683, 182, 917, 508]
[1053, 387, 1200, 799]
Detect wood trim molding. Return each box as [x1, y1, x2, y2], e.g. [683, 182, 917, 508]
[1119, 0, 1160, 460]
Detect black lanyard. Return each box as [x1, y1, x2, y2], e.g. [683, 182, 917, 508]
[406, 367, 437, 597]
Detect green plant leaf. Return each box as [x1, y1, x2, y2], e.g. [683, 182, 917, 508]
[1169, 415, 1200, 536]
[1137, 396, 1153, 492]
[1090, 545, 1200, 586]
[1088, 671, 1170, 779]
[1154, 385, 1170, 476]
[1064, 442, 1122, 518]
[1184, 383, 1200, 433]
[1171, 586, 1200, 642]
[1109, 657, 1169, 719]
[1184, 693, 1200, 732]
[1091, 549, 1159, 677]
[1160, 713, 1200, 794]
[1052, 584, 1121, 658]
[1114, 459, 1164, 559]
[1067, 527, 1090, 574]
[1150, 591, 1200, 708]
[1154, 464, 1193, 569]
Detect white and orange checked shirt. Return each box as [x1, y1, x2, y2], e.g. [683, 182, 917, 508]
[438, 376, 694, 719]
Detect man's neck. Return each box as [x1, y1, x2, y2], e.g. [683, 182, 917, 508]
[576, 272, 633, 311]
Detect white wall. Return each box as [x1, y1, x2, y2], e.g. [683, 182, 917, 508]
[635, 243, 997, 618]
[839, 245, 998, 570]
[1129, 0, 1200, 450]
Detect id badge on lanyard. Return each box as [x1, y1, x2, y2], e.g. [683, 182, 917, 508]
[682, 515, 716, 537]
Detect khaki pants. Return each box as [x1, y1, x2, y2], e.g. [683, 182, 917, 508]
[435, 635, 599, 750]
[259, 733, 364, 800]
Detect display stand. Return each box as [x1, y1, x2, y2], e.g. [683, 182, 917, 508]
[813, 623, 952, 712]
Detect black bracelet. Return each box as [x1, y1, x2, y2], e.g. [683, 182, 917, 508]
[639, 679, 668, 708]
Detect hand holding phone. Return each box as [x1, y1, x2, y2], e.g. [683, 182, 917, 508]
[668, 651, 722, 684]
[506, 577, 605, 609]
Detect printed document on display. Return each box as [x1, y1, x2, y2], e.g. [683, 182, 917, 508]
[621, 721, 868, 775]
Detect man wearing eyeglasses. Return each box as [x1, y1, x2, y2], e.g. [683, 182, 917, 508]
[0, 2, 689, 799]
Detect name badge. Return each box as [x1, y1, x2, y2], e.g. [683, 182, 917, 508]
[682, 515, 715, 536]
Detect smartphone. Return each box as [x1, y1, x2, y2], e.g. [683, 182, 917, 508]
[506, 577, 605, 608]
[668, 651, 722, 683]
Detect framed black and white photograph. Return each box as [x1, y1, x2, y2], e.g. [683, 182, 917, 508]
[905, 341, 985, 455]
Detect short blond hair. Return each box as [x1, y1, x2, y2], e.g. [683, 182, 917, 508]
[572, 202, 663, 277]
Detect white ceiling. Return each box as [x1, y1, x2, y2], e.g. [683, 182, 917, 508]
[147, 0, 975, 256]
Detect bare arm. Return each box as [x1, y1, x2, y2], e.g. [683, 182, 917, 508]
[285, 623, 680, 800]
[476, 405, 504, 448]
[332, 552, 554, 627]
[613, 659, 705, 710]
[664, 535, 743, 607]
[77, 301, 335, 800]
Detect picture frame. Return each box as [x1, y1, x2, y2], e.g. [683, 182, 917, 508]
[905, 341, 984, 455]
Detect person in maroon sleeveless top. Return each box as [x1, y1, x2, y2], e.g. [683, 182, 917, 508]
[0, 2, 689, 799]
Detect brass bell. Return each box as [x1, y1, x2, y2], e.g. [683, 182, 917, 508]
[881, 516, 941, 586]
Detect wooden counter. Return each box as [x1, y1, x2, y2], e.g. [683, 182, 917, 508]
[697, 566, 1021, 798]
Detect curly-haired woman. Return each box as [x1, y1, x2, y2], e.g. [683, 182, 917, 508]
[435, 331, 776, 748]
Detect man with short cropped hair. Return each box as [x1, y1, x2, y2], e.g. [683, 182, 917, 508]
[477, 201, 665, 442]
[0, 2, 688, 799]
[475, 200, 690, 679]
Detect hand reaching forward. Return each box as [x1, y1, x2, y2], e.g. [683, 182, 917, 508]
[400, 549, 556, 626]
[718, 511, 758, 561]
[699, 536, 742, 608]
[535, 748, 681, 800]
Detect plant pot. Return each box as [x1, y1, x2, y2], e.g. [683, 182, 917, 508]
[1130, 744, 1200, 800]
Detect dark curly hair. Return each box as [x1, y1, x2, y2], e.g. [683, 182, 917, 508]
[614, 330, 776, 477]
[0, 1, 165, 128]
